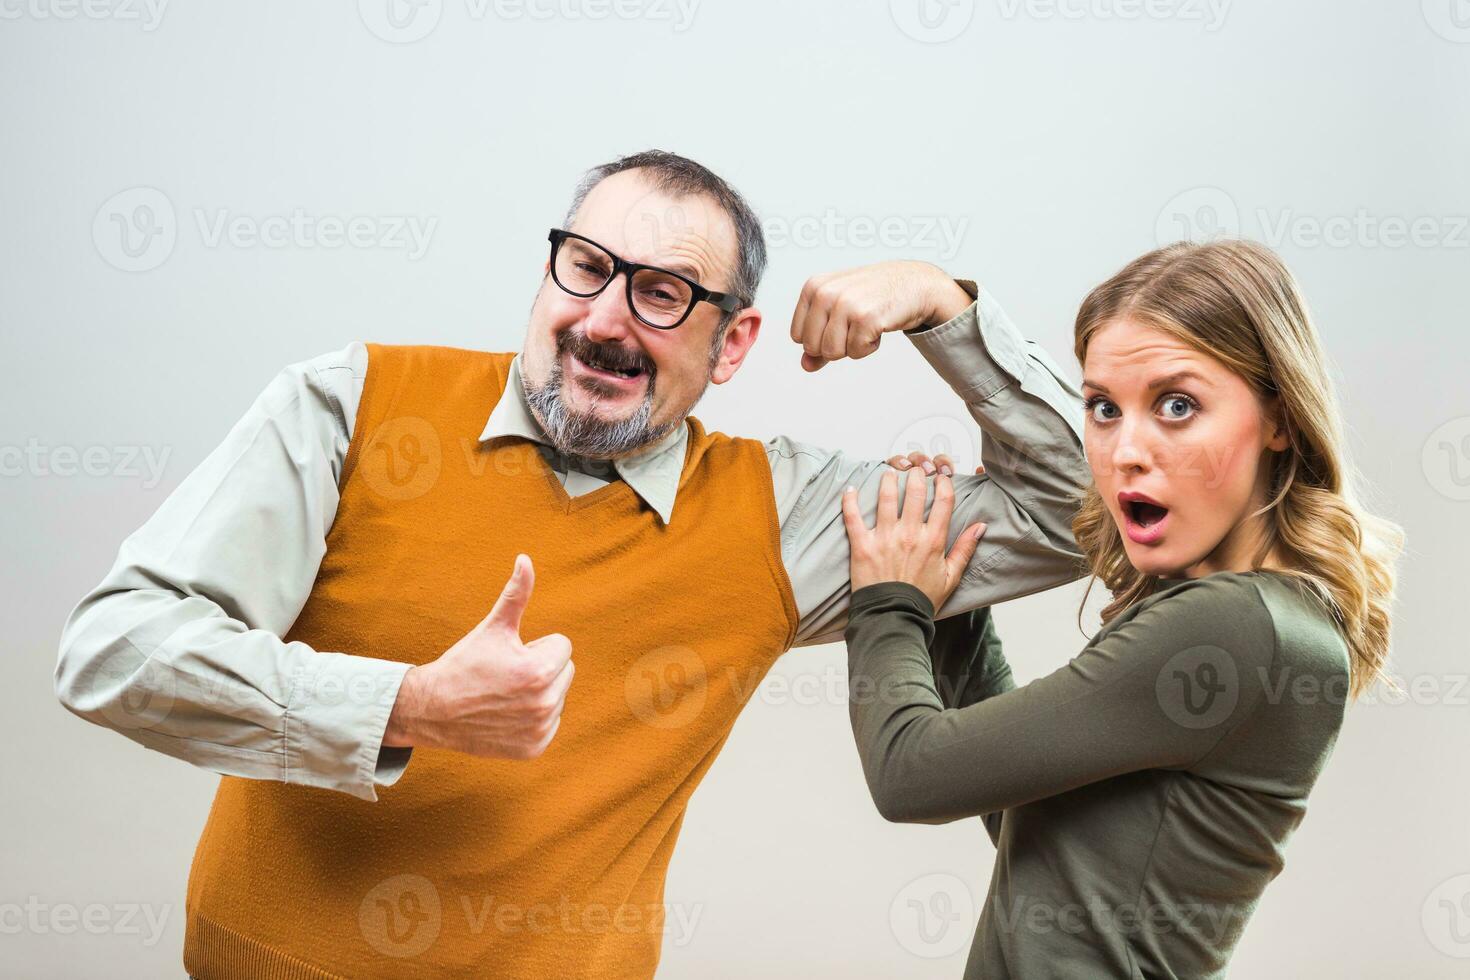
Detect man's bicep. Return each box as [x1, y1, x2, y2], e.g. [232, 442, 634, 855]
[771, 437, 1070, 644]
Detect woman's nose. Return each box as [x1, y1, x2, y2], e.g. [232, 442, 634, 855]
[1109, 421, 1153, 473]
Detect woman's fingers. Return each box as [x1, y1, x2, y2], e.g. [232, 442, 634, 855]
[927, 472, 956, 535]
[907, 450, 939, 475]
[886, 450, 958, 476]
[885, 451, 968, 478]
[840, 485, 868, 540]
[945, 521, 988, 579]
[900, 464, 927, 529]
[876, 468, 900, 528]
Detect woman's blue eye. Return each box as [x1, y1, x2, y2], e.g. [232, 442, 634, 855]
[1086, 394, 1198, 423]
[1160, 394, 1197, 420]
[1087, 398, 1119, 422]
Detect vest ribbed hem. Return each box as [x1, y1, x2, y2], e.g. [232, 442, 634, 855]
[184, 913, 348, 980]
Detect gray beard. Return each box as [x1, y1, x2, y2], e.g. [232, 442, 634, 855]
[522, 353, 685, 460]
[521, 317, 727, 460]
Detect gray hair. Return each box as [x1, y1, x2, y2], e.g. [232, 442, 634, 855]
[562, 149, 767, 329]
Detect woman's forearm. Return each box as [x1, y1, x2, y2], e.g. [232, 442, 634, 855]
[846, 580, 991, 824]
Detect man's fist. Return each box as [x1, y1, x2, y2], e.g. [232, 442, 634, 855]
[789, 260, 973, 372]
[383, 554, 575, 760]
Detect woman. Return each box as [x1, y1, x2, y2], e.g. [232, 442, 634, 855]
[841, 240, 1401, 978]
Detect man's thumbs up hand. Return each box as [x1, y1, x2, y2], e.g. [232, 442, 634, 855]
[481, 552, 536, 637]
[384, 554, 576, 761]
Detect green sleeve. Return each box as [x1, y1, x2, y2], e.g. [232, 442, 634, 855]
[844, 576, 1275, 825]
[930, 605, 1016, 709]
[929, 606, 1015, 843]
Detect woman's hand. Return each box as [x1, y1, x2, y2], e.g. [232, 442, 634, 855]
[841, 463, 987, 613]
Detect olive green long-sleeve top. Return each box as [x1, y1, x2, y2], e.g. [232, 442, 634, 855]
[846, 571, 1351, 979]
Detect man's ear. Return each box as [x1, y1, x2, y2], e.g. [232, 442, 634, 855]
[711, 307, 762, 385]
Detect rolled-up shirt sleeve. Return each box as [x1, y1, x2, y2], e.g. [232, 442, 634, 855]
[53, 343, 413, 802]
[770, 283, 1090, 646]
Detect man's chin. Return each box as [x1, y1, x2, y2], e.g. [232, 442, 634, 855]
[562, 388, 647, 426]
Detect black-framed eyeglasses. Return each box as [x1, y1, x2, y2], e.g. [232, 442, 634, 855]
[546, 228, 742, 330]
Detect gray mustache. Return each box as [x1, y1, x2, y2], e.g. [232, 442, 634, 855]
[559, 331, 654, 376]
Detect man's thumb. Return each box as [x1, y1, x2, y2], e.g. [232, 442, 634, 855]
[483, 554, 534, 635]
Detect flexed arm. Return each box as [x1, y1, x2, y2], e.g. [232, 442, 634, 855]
[774, 262, 1089, 646]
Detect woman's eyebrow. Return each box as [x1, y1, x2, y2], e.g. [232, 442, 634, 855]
[1081, 370, 1212, 395]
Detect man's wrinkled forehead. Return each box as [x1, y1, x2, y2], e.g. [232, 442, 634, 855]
[569, 169, 738, 287]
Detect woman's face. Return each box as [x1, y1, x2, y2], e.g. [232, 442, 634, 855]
[1081, 318, 1290, 579]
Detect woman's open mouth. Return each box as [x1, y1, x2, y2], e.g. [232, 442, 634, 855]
[1118, 491, 1170, 545]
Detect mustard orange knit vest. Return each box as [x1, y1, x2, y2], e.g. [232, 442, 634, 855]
[182, 344, 798, 979]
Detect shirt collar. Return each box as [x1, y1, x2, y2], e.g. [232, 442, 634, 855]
[478, 353, 689, 525]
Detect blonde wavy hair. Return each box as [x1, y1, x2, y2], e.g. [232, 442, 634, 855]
[1072, 239, 1402, 699]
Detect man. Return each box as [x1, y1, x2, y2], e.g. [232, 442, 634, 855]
[55, 150, 1088, 978]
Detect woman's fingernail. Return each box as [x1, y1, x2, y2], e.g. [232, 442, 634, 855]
[939, 464, 953, 476]
[921, 461, 936, 475]
[895, 459, 911, 469]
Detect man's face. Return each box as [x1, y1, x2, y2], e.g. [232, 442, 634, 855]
[520, 169, 749, 460]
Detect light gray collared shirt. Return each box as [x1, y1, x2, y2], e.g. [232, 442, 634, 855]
[55, 286, 1090, 802]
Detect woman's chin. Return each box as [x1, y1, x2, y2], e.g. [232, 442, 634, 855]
[1121, 542, 1186, 579]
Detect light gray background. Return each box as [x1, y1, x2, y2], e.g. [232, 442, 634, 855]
[4, 1, 1468, 976]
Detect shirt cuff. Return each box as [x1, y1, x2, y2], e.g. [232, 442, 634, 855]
[900, 283, 1086, 447]
[850, 580, 937, 620]
[902, 287, 1026, 399]
[903, 279, 980, 336]
[282, 651, 414, 802]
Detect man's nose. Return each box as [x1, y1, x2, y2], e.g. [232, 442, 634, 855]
[582, 282, 637, 345]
